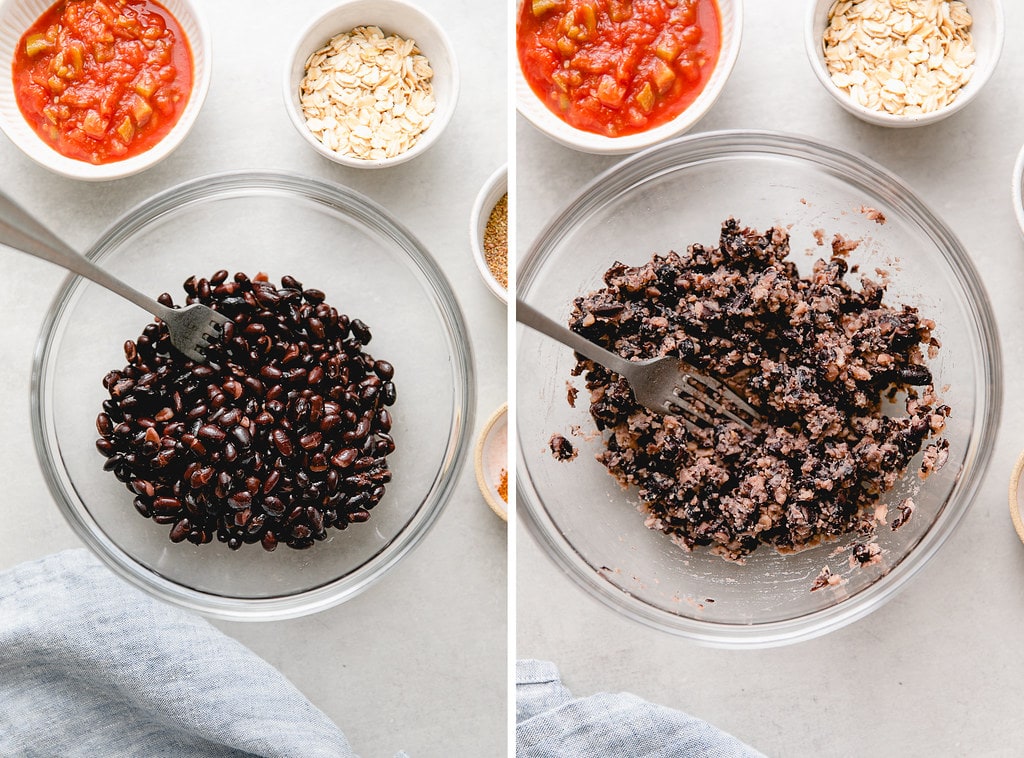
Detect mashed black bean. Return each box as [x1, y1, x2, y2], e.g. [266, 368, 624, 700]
[568, 219, 949, 561]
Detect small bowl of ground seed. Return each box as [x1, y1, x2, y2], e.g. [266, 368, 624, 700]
[471, 165, 508, 304]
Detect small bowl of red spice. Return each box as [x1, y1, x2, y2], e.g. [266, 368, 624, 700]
[475, 403, 508, 522]
[516, 0, 742, 154]
[0, 0, 211, 180]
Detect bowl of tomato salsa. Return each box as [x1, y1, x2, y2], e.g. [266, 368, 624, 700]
[516, 0, 742, 154]
[0, 0, 210, 180]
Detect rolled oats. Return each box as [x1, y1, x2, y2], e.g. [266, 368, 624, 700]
[822, 0, 975, 116]
[299, 26, 436, 160]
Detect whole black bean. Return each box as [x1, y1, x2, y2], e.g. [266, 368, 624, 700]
[198, 424, 226, 443]
[153, 496, 180, 514]
[261, 531, 278, 552]
[331, 448, 358, 469]
[218, 408, 241, 427]
[299, 432, 322, 451]
[376, 434, 396, 456]
[231, 425, 253, 449]
[271, 428, 293, 457]
[169, 520, 191, 542]
[227, 491, 252, 510]
[243, 377, 264, 397]
[263, 496, 286, 516]
[350, 319, 371, 343]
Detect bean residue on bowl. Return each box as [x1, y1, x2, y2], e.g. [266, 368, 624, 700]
[565, 219, 949, 562]
[484, 193, 508, 289]
[823, 0, 975, 116]
[299, 26, 435, 160]
[13, 0, 193, 164]
[95, 272, 397, 552]
[517, 0, 723, 137]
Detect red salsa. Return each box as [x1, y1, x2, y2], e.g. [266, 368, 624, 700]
[12, 0, 193, 164]
[518, 0, 721, 137]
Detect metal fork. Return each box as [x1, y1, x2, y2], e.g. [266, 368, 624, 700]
[517, 299, 760, 432]
[0, 191, 229, 363]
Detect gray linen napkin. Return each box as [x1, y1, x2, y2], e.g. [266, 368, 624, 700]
[0, 548, 404, 758]
[517, 660, 766, 758]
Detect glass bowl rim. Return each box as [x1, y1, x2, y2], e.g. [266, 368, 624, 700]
[516, 129, 1003, 647]
[31, 169, 476, 621]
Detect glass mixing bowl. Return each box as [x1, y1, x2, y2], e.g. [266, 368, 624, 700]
[517, 131, 1001, 647]
[33, 171, 474, 621]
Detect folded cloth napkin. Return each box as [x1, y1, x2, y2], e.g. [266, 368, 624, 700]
[516, 660, 766, 758]
[0, 548, 404, 758]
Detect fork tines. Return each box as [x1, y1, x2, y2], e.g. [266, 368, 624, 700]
[671, 372, 759, 432]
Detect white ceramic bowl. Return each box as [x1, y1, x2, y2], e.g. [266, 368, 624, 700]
[1009, 447, 1024, 547]
[515, 0, 742, 155]
[470, 164, 508, 303]
[475, 403, 508, 521]
[0, 0, 211, 181]
[805, 0, 1003, 128]
[1011, 142, 1024, 238]
[283, 0, 459, 169]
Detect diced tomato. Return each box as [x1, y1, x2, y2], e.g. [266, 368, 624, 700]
[517, 0, 721, 137]
[12, 0, 193, 164]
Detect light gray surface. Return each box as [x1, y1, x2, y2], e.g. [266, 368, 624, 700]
[517, 2, 1024, 757]
[0, 1, 507, 757]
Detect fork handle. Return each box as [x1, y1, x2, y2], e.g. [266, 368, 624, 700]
[0, 190, 171, 320]
[516, 298, 636, 378]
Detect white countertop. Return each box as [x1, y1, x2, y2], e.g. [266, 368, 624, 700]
[517, 2, 1024, 756]
[0, 1, 507, 756]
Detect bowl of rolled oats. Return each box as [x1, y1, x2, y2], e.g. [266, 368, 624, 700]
[805, 0, 1003, 127]
[283, 0, 459, 167]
